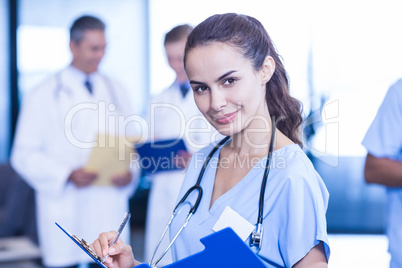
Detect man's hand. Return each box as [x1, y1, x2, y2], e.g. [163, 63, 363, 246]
[112, 171, 132, 187]
[174, 150, 192, 169]
[68, 168, 97, 187]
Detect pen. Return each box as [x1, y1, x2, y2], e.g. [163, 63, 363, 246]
[102, 212, 131, 263]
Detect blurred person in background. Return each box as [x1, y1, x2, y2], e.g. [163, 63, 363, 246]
[11, 15, 139, 268]
[362, 79, 402, 268]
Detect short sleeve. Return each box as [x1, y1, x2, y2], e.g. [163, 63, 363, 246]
[362, 81, 402, 159]
[280, 170, 330, 267]
[257, 150, 330, 267]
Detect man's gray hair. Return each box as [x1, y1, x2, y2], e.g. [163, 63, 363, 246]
[70, 15, 105, 43]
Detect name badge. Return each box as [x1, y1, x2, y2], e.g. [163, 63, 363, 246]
[212, 206, 255, 241]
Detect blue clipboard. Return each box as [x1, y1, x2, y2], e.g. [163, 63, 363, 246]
[134, 139, 188, 175]
[55, 222, 107, 268]
[137, 228, 266, 268]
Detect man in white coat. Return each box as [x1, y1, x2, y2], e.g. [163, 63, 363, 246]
[144, 24, 220, 266]
[11, 15, 139, 268]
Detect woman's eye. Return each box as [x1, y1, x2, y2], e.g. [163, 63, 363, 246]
[194, 85, 209, 92]
[223, 78, 236, 85]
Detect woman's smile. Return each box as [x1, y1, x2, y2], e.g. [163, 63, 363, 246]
[213, 110, 239, 124]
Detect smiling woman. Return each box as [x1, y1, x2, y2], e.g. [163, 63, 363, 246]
[90, 13, 330, 268]
[175, 13, 328, 268]
[185, 42, 274, 137]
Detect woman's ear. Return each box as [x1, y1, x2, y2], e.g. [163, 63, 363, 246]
[261, 56, 275, 84]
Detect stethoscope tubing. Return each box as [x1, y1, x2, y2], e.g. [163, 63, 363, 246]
[54, 71, 119, 111]
[149, 136, 230, 267]
[173, 136, 230, 214]
[257, 117, 276, 225]
[150, 118, 276, 266]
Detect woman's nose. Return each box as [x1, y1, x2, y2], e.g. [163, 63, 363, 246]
[210, 89, 227, 112]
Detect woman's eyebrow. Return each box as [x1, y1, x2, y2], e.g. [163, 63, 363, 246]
[189, 70, 237, 85]
[189, 80, 204, 85]
[215, 70, 237, 83]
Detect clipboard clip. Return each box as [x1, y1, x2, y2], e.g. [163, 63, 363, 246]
[55, 222, 106, 267]
[71, 234, 103, 263]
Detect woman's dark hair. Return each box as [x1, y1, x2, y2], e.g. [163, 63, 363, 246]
[184, 13, 303, 146]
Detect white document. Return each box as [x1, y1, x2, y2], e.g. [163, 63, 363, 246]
[212, 206, 255, 241]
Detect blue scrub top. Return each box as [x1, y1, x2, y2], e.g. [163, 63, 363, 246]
[362, 79, 402, 161]
[362, 79, 402, 267]
[170, 141, 330, 267]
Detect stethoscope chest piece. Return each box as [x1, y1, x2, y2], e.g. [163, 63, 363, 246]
[250, 223, 263, 251]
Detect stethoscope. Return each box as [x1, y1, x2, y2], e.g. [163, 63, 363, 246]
[149, 117, 277, 267]
[54, 70, 122, 130]
[54, 70, 119, 107]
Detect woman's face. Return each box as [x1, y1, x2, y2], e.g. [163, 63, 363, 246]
[185, 42, 274, 137]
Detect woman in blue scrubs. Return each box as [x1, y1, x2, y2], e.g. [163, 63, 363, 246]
[91, 13, 330, 268]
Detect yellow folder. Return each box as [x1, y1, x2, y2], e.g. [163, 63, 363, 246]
[85, 134, 139, 186]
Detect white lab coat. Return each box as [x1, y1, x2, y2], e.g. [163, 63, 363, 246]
[11, 65, 139, 267]
[144, 82, 221, 266]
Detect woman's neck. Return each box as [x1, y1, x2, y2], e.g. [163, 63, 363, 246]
[225, 120, 294, 157]
[227, 119, 274, 157]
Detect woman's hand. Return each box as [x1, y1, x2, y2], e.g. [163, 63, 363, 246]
[90, 231, 138, 268]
